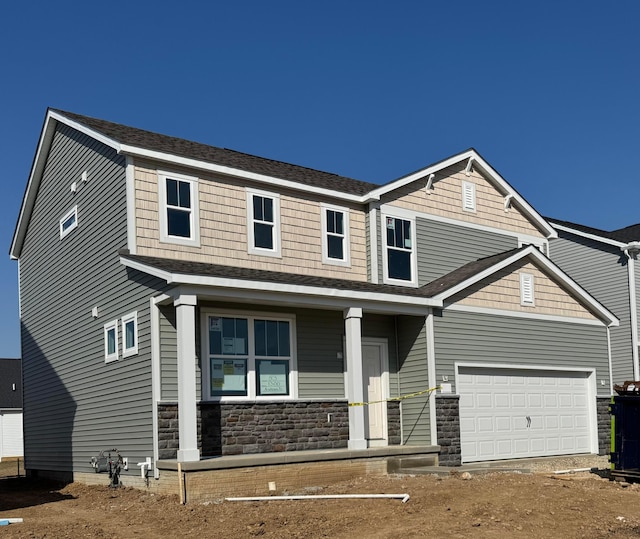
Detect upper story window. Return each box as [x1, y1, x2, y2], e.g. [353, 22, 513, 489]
[59, 206, 78, 239]
[321, 204, 350, 266]
[247, 189, 281, 257]
[383, 214, 416, 285]
[205, 311, 296, 400]
[462, 181, 476, 212]
[520, 273, 535, 305]
[158, 171, 200, 247]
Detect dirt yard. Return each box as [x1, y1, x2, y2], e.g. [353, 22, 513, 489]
[2, 457, 640, 538]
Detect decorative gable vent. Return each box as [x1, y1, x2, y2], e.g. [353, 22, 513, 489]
[462, 181, 476, 212]
[520, 273, 535, 305]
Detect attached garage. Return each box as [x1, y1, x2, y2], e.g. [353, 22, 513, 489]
[458, 365, 597, 463]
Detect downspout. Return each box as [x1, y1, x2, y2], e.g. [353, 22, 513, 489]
[623, 245, 640, 380]
[607, 326, 614, 396]
[425, 308, 438, 445]
[125, 156, 137, 255]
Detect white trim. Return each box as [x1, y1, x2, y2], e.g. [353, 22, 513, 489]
[461, 181, 476, 212]
[125, 156, 137, 255]
[381, 212, 418, 287]
[150, 295, 169, 479]
[445, 303, 607, 326]
[104, 319, 119, 363]
[520, 272, 535, 306]
[120, 257, 441, 309]
[432, 245, 619, 327]
[59, 205, 78, 239]
[158, 170, 200, 247]
[246, 188, 282, 258]
[549, 222, 627, 248]
[320, 203, 351, 267]
[454, 362, 599, 455]
[201, 308, 298, 402]
[368, 149, 557, 239]
[607, 326, 614, 396]
[425, 310, 437, 445]
[121, 311, 138, 358]
[380, 203, 548, 251]
[368, 204, 379, 284]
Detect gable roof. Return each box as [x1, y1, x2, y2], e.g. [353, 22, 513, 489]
[120, 246, 617, 326]
[548, 217, 640, 248]
[11, 109, 558, 259]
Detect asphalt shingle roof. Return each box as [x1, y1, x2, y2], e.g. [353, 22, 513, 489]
[122, 247, 527, 300]
[548, 217, 640, 243]
[52, 109, 379, 197]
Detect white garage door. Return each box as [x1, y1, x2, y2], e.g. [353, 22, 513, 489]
[458, 367, 594, 463]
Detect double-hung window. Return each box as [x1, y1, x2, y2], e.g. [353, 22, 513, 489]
[205, 312, 295, 399]
[321, 204, 350, 266]
[383, 214, 416, 285]
[159, 171, 200, 246]
[247, 189, 281, 256]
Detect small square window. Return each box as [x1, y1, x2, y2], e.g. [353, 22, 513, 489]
[122, 312, 138, 357]
[104, 320, 119, 363]
[59, 206, 78, 239]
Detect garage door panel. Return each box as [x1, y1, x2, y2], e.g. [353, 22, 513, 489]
[458, 367, 593, 463]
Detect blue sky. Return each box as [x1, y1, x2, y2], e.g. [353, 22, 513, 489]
[1, 1, 638, 357]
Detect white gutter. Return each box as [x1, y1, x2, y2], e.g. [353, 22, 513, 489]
[550, 222, 626, 248]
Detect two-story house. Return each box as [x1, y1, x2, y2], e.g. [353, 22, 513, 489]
[548, 218, 640, 386]
[10, 109, 618, 498]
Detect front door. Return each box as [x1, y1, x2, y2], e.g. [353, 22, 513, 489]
[362, 341, 388, 445]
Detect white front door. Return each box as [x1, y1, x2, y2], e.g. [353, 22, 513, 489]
[362, 341, 388, 445]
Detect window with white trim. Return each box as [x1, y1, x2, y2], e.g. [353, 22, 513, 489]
[121, 311, 138, 357]
[520, 273, 535, 305]
[205, 312, 296, 399]
[383, 215, 415, 284]
[158, 171, 200, 246]
[59, 206, 78, 239]
[104, 320, 119, 363]
[321, 204, 350, 266]
[462, 181, 476, 212]
[247, 189, 281, 256]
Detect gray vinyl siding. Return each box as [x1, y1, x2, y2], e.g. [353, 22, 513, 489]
[159, 305, 178, 401]
[19, 124, 167, 475]
[550, 233, 632, 383]
[396, 315, 431, 445]
[417, 218, 518, 284]
[433, 310, 610, 395]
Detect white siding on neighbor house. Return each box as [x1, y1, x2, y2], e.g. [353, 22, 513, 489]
[0, 412, 23, 459]
[550, 233, 632, 383]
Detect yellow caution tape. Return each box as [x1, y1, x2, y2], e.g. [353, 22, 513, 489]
[348, 386, 441, 407]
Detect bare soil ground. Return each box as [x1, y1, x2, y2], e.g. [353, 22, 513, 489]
[2, 457, 640, 538]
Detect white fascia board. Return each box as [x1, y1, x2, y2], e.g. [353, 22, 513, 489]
[550, 222, 626, 248]
[49, 110, 122, 152]
[369, 149, 557, 240]
[118, 144, 373, 204]
[434, 246, 619, 327]
[120, 257, 442, 309]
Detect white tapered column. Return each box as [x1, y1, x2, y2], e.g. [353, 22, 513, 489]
[345, 307, 367, 450]
[174, 294, 200, 462]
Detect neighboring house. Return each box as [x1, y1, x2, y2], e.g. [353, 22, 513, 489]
[548, 218, 640, 385]
[0, 358, 23, 460]
[10, 109, 618, 491]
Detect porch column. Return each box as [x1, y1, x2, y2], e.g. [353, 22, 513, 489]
[344, 307, 367, 450]
[174, 294, 200, 462]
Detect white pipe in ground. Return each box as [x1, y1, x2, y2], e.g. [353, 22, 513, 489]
[226, 494, 410, 503]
